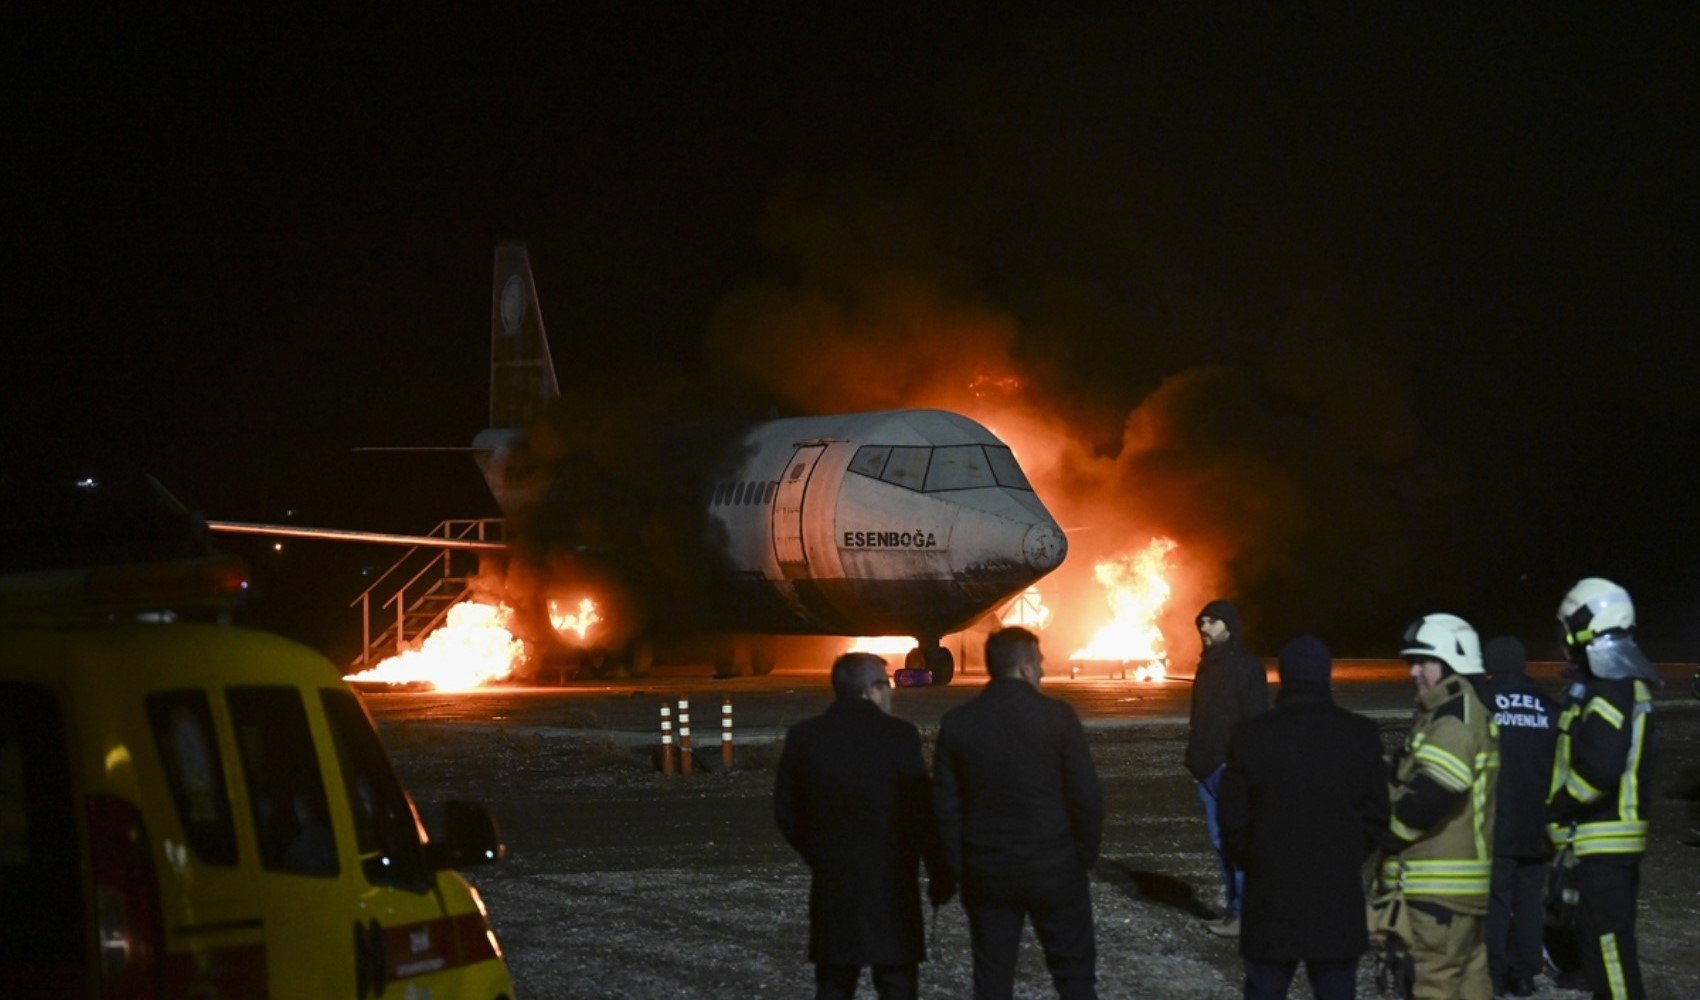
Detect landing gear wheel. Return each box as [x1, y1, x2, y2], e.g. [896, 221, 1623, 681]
[927, 647, 955, 685]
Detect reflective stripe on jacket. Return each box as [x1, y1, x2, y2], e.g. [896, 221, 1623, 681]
[1547, 678, 1654, 857]
[1384, 675, 1499, 913]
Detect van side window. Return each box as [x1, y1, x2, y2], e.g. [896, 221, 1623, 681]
[145, 691, 237, 865]
[227, 687, 338, 878]
[0, 683, 82, 973]
[320, 690, 430, 892]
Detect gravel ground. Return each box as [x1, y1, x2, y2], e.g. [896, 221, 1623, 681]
[380, 707, 1700, 999]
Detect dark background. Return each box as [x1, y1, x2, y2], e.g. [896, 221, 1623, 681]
[3, 7, 1695, 659]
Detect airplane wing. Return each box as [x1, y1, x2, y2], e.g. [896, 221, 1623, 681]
[207, 521, 506, 552]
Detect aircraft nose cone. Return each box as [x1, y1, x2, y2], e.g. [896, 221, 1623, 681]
[1023, 522, 1067, 572]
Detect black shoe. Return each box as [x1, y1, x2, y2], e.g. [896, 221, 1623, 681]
[1507, 975, 1536, 997]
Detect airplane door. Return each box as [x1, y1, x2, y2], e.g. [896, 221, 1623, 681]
[772, 445, 826, 577]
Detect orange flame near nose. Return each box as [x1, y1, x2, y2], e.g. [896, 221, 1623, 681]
[1069, 537, 1178, 679]
[1000, 585, 1052, 630]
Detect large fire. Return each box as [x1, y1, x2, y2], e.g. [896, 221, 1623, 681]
[1068, 537, 1178, 681]
[345, 597, 600, 692]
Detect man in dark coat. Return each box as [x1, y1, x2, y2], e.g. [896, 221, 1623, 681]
[1220, 635, 1391, 1000]
[1185, 598, 1270, 936]
[775, 652, 953, 999]
[1480, 636, 1558, 997]
[933, 627, 1103, 999]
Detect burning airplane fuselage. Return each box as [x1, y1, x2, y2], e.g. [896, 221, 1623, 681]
[473, 407, 1066, 676]
[699, 409, 1065, 638]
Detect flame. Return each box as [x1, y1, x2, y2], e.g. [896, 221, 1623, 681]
[1069, 537, 1178, 679]
[345, 596, 602, 692]
[549, 596, 602, 643]
[1000, 586, 1052, 630]
[847, 636, 919, 657]
[345, 601, 523, 692]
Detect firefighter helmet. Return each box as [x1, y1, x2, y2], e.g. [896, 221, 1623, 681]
[1399, 613, 1483, 675]
[1558, 577, 1635, 650]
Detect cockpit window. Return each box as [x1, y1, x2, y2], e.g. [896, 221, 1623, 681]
[848, 444, 1036, 493]
[984, 446, 1032, 490]
[879, 447, 930, 490]
[924, 445, 997, 491]
[848, 446, 891, 479]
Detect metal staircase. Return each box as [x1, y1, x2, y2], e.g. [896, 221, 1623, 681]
[349, 518, 504, 668]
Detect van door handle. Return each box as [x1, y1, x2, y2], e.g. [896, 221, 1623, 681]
[354, 921, 372, 999]
[354, 918, 388, 997]
[367, 918, 389, 995]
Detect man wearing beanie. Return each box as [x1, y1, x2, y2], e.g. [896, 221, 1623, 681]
[1184, 599, 1269, 936]
[1480, 636, 1557, 997]
[1219, 636, 1390, 999]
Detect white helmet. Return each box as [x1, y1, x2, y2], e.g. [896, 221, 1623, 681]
[1400, 613, 1483, 675]
[1558, 577, 1635, 650]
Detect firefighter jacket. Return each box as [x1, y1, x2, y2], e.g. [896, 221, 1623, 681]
[1547, 677, 1655, 858]
[1381, 674, 1500, 914]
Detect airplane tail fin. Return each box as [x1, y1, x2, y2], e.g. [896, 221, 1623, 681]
[489, 243, 561, 429]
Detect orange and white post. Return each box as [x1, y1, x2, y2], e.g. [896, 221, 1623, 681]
[721, 699, 734, 771]
[678, 698, 694, 776]
[658, 702, 676, 775]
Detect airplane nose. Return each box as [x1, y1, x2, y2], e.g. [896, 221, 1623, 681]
[1023, 522, 1067, 572]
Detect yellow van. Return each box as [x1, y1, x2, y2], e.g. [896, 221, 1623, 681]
[0, 554, 515, 999]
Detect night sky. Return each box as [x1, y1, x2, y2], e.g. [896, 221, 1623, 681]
[3, 8, 1695, 659]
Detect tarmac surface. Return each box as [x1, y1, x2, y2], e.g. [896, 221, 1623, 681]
[367, 658, 1700, 998]
[362, 659, 1697, 743]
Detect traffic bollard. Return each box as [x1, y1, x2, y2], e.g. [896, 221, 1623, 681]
[721, 699, 734, 771]
[678, 698, 693, 776]
[659, 702, 676, 775]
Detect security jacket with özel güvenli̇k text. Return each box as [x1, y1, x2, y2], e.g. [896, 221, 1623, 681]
[1382, 674, 1499, 914]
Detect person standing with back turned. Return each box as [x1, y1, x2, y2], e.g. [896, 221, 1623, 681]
[775, 652, 953, 999]
[1479, 635, 1557, 997]
[1185, 599, 1269, 937]
[933, 627, 1103, 1000]
[1220, 635, 1391, 999]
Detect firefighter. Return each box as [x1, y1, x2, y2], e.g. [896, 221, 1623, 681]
[1379, 613, 1499, 1000]
[1548, 578, 1657, 1000]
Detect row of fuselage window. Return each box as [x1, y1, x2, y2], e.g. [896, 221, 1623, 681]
[712, 480, 778, 508]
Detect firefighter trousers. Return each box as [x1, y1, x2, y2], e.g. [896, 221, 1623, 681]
[1575, 858, 1644, 1000]
[1407, 901, 1491, 1000]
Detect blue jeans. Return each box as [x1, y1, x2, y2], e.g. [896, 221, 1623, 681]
[1197, 765, 1246, 918]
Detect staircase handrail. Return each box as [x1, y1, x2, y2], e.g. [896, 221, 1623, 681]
[347, 518, 503, 609]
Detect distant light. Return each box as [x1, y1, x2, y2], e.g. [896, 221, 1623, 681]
[272, 542, 284, 553]
[75, 477, 99, 491]
[381, 856, 391, 867]
[286, 509, 298, 518]
[485, 850, 495, 859]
